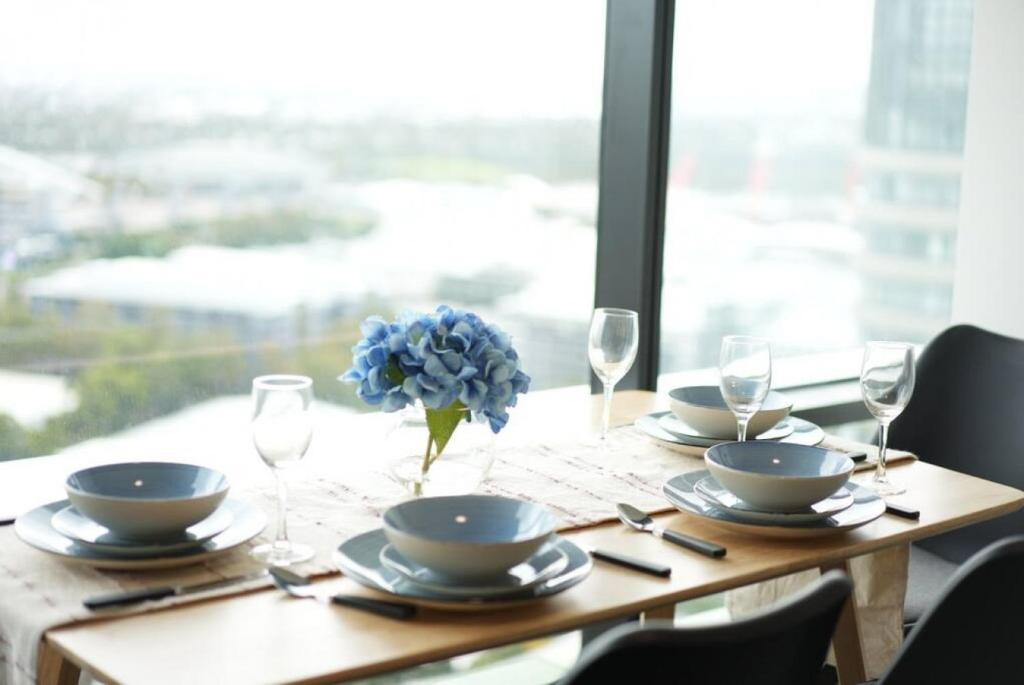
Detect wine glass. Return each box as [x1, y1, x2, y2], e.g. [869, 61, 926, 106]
[251, 374, 315, 565]
[719, 336, 772, 441]
[588, 308, 639, 439]
[860, 342, 915, 496]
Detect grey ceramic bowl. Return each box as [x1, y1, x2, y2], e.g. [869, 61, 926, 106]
[668, 386, 792, 439]
[65, 462, 230, 540]
[382, 495, 559, 580]
[704, 442, 854, 512]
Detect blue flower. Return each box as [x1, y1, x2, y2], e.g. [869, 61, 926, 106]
[341, 305, 531, 434]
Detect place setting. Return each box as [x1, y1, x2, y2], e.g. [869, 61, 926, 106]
[636, 386, 828, 451]
[659, 336, 920, 538]
[14, 461, 267, 571]
[11, 374, 325, 573]
[332, 494, 593, 611]
[636, 337, 828, 453]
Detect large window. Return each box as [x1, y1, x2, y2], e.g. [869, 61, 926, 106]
[0, 1, 604, 460]
[659, 0, 972, 375]
[0, 0, 978, 462]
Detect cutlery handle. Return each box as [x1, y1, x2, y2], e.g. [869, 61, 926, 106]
[331, 594, 417, 620]
[84, 586, 176, 609]
[886, 501, 920, 520]
[658, 529, 727, 558]
[591, 548, 671, 577]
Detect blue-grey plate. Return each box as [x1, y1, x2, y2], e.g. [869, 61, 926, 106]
[658, 412, 794, 442]
[637, 412, 825, 449]
[15, 498, 265, 569]
[378, 543, 568, 598]
[693, 475, 854, 525]
[50, 504, 234, 556]
[333, 529, 591, 611]
[663, 471, 884, 538]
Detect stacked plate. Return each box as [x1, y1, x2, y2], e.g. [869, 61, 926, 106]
[333, 495, 591, 611]
[639, 385, 826, 450]
[15, 462, 265, 570]
[664, 468, 884, 539]
[637, 411, 826, 450]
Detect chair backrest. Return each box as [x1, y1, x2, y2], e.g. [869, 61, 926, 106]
[559, 570, 852, 685]
[887, 324, 1024, 562]
[880, 535, 1024, 684]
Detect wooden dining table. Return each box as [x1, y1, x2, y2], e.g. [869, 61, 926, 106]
[12, 387, 1024, 685]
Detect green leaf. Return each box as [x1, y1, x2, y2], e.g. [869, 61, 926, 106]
[425, 400, 468, 458]
[385, 356, 405, 386]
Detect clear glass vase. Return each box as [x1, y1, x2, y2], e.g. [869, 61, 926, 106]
[385, 402, 496, 497]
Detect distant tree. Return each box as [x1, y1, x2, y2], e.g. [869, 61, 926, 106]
[0, 414, 28, 461]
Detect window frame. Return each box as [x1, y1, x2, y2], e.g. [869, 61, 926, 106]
[595, 0, 908, 420]
[593, 0, 675, 392]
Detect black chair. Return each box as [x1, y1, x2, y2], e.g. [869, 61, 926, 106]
[559, 570, 852, 685]
[879, 535, 1024, 683]
[885, 324, 1024, 628]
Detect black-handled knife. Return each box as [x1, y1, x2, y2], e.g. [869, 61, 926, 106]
[331, 594, 418, 619]
[617, 503, 727, 558]
[590, 548, 672, 577]
[84, 571, 268, 610]
[886, 501, 920, 520]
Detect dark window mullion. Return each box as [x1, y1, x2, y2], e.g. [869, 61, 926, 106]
[593, 0, 675, 392]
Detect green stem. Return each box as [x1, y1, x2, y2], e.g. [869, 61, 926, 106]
[420, 432, 434, 477]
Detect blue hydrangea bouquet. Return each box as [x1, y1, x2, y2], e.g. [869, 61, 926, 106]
[342, 306, 530, 486]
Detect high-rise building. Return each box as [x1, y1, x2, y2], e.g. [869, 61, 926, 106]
[857, 0, 973, 341]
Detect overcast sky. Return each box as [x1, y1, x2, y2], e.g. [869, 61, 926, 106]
[0, 1, 873, 120]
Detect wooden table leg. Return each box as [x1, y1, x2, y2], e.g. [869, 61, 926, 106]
[38, 641, 81, 685]
[641, 602, 675, 624]
[820, 560, 867, 685]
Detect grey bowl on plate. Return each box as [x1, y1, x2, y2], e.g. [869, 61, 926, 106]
[65, 462, 230, 540]
[668, 386, 792, 439]
[703, 442, 854, 512]
[378, 543, 568, 597]
[382, 495, 559, 580]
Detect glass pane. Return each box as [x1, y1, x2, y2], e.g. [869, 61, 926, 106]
[0, 1, 604, 460]
[660, 0, 971, 375]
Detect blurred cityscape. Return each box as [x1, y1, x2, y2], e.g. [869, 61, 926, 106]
[0, 0, 970, 460]
[659, 0, 971, 371]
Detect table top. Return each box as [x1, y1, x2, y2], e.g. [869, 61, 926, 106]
[36, 388, 1024, 684]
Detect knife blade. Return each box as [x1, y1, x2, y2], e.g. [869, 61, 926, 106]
[84, 570, 269, 610]
[885, 501, 920, 519]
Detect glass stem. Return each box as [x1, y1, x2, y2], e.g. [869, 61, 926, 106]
[875, 421, 890, 483]
[737, 415, 750, 442]
[601, 382, 614, 439]
[273, 469, 289, 550]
